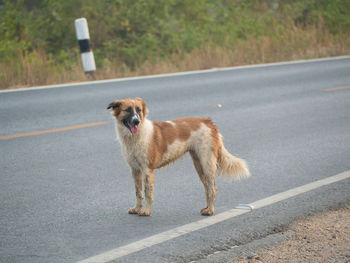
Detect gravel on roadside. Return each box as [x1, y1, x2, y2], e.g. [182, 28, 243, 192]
[232, 204, 350, 263]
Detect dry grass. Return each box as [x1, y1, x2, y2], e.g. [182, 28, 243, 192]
[1, 25, 350, 90]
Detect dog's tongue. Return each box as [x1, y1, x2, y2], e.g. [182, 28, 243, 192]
[130, 125, 138, 134]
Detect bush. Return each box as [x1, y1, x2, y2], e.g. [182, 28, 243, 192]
[0, 0, 349, 89]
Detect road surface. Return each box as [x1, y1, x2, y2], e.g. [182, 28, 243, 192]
[1, 57, 350, 263]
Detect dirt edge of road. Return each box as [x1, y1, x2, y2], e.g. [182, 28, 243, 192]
[231, 203, 350, 263]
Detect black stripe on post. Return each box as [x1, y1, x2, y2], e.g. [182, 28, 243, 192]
[78, 39, 91, 53]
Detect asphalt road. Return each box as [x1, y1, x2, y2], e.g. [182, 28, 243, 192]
[1, 57, 350, 263]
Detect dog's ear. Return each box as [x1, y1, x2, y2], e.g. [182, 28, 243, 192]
[135, 97, 148, 116]
[107, 101, 121, 110]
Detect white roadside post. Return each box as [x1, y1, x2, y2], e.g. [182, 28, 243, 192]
[74, 18, 96, 74]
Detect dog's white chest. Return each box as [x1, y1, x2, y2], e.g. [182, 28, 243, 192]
[118, 119, 153, 172]
[122, 143, 148, 170]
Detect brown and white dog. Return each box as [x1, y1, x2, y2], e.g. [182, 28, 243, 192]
[107, 97, 250, 216]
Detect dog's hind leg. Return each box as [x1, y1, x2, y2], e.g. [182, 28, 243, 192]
[190, 151, 217, 216]
[138, 170, 154, 216]
[200, 166, 217, 216]
[128, 169, 143, 214]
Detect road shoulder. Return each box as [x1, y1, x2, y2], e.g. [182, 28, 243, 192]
[196, 203, 350, 263]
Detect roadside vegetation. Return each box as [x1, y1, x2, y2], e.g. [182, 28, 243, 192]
[1, 0, 350, 89]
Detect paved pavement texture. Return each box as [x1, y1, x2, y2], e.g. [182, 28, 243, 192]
[1, 57, 350, 263]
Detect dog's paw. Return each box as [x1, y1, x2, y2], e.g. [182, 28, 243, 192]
[200, 207, 214, 216]
[138, 209, 151, 216]
[128, 207, 141, 214]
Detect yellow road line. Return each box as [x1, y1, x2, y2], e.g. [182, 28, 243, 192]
[0, 121, 110, 140]
[322, 86, 350, 92]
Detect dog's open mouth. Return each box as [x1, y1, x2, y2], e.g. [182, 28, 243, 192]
[123, 119, 138, 134]
[128, 123, 138, 134]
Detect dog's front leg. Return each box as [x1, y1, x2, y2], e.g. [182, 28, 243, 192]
[138, 170, 154, 216]
[128, 169, 143, 214]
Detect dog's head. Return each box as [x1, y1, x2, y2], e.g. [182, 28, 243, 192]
[107, 97, 148, 135]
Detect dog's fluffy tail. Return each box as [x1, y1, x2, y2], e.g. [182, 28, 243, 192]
[217, 144, 250, 180]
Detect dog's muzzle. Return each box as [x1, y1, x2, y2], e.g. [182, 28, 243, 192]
[123, 115, 140, 134]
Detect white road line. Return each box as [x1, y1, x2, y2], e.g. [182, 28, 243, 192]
[77, 170, 350, 263]
[2, 55, 350, 94]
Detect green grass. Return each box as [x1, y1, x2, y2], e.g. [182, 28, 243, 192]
[1, 0, 350, 89]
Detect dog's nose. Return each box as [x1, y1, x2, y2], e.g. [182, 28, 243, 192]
[132, 118, 140, 126]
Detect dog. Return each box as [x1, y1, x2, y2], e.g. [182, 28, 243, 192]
[107, 97, 250, 216]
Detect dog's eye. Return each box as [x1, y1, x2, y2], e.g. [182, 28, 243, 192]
[136, 107, 141, 113]
[125, 107, 132, 113]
